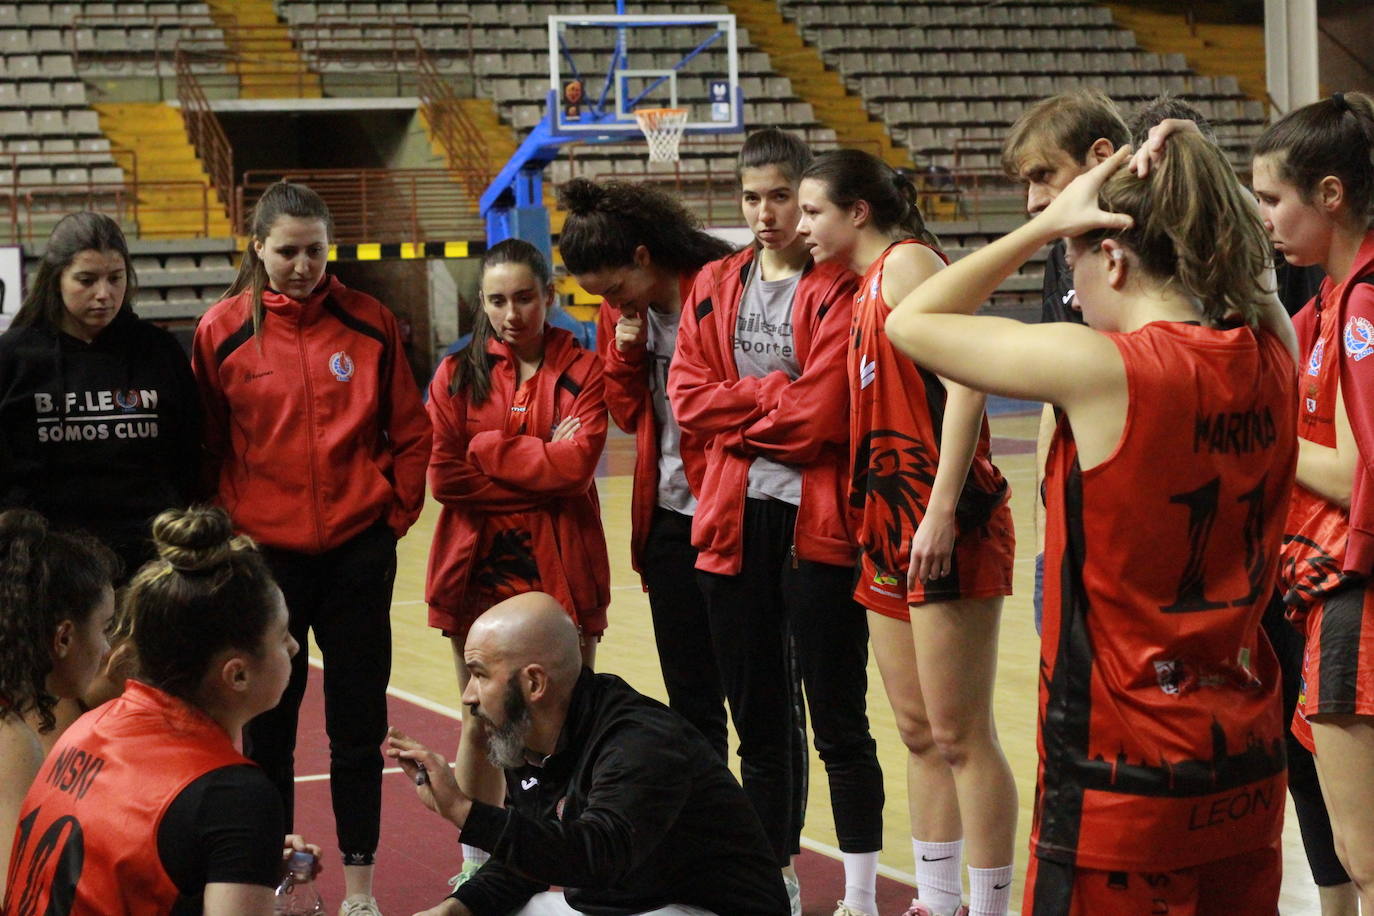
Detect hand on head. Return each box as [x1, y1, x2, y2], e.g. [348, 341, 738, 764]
[1034, 146, 1136, 240]
[1129, 119, 1202, 178]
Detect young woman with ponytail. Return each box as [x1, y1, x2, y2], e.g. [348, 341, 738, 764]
[191, 181, 431, 916]
[4, 506, 319, 916]
[885, 134, 1297, 914]
[423, 239, 609, 886]
[556, 178, 735, 765]
[0, 510, 116, 898]
[656, 129, 884, 916]
[1241, 91, 1374, 910]
[796, 149, 1015, 916]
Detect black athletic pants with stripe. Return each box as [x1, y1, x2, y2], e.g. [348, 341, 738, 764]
[1262, 592, 1351, 888]
[245, 522, 397, 866]
[698, 497, 884, 865]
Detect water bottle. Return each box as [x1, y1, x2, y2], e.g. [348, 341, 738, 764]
[274, 850, 326, 916]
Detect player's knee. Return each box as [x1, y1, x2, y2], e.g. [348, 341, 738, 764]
[926, 715, 994, 769]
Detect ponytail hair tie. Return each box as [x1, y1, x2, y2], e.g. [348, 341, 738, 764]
[1333, 91, 1349, 113]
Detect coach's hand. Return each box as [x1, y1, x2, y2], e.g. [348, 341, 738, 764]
[386, 727, 473, 829]
[412, 899, 469, 916]
[615, 310, 647, 351]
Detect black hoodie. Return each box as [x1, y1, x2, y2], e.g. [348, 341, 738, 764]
[453, 669, 790, 916]
[0, 307, 201, 575]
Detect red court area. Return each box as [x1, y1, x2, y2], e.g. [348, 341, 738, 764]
[291, 667, 918, 915]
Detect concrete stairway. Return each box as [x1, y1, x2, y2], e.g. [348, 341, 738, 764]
[204, 0, 322, 99]
[94, 102, 233, 238]
[720, 0, 909, 167]
[1106, 4, 1267, 103]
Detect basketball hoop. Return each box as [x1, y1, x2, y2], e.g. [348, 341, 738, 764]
[635, 108, 689, 163]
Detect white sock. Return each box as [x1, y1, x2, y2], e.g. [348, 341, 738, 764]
[841, 850, 879, 915]
[913, 838, 963, 915]
[461, 844, 489, 868]
[967, 863, 1013, 916]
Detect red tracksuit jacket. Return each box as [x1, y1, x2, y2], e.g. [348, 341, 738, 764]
[1293, 228, 1374, 576]
[596, 274, 700, 576]
[668, 248, 860, 575]
[191, 276, 431, 553]
[425, 327, 610, 634]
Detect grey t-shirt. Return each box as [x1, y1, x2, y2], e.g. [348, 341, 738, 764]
[644, 306, 697, 514]
[733, 269, 803, 506]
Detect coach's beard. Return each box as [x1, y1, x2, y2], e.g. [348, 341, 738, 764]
[475, 671, 535, 770]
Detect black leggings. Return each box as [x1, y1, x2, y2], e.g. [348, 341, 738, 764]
[245, 523, 397, 866]
[641, 507, 728, 761]
[1262, 592, 1351, 887]
[698, 498, 884, 863]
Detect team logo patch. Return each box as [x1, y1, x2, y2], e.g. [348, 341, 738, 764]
[1307, 397, 1318, 413]
[114, 389, 140, 410]
[329, 350, 355, 381]
[1308, 338, 1325, 376]
[859, 354, 876, 390]
[1153, 659, 1181, 695]
[1344, 316, 1374, 361]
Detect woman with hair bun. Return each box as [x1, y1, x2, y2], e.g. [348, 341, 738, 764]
[0, 509, 117, 898]
[798, 149, 1016, 916]
[557, 177, 734, 762]
[0, 211, 200, 577]
[885, 135, 1296, 913]
[192, 181, 431, 915]
[3, 505, 316, 916]
[1246, 90, 1374, 908]
[666, 129, 885, 916]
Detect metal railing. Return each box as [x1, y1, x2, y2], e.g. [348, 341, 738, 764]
[416, 43, 490, 201]
[0, 178, 219, 244]
[174, 47, 234, 227]
[239, 168, 483, 243]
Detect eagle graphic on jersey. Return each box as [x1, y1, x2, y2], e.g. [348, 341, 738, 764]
[851, 428, 937, 564]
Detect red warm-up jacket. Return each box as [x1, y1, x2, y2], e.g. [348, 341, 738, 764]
[1294, 229, 1374, 575]
[425, 327, 610, 634]
[596, 274, 700, 576]
[668, 248, 860, 575]
[192, 276, 430, 554]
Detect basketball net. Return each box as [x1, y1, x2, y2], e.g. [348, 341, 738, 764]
[635, 108, 689, 163]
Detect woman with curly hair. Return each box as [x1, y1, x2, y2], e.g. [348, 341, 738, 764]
[557, 176, 734, 763]
[0, 509, 118, 897]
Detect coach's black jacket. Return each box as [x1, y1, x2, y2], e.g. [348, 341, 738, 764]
[452, 669, 789, 916]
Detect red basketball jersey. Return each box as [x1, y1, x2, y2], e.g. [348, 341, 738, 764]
[1282, 297, 1359, 615]
[848, 240, 1010, 603]
[4, 682, 251, 916]
[1035, 321, 1296, 873]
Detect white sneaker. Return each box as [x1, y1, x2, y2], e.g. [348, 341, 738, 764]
[339, 895, 382, 916]
[833, 902, 876, 916]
